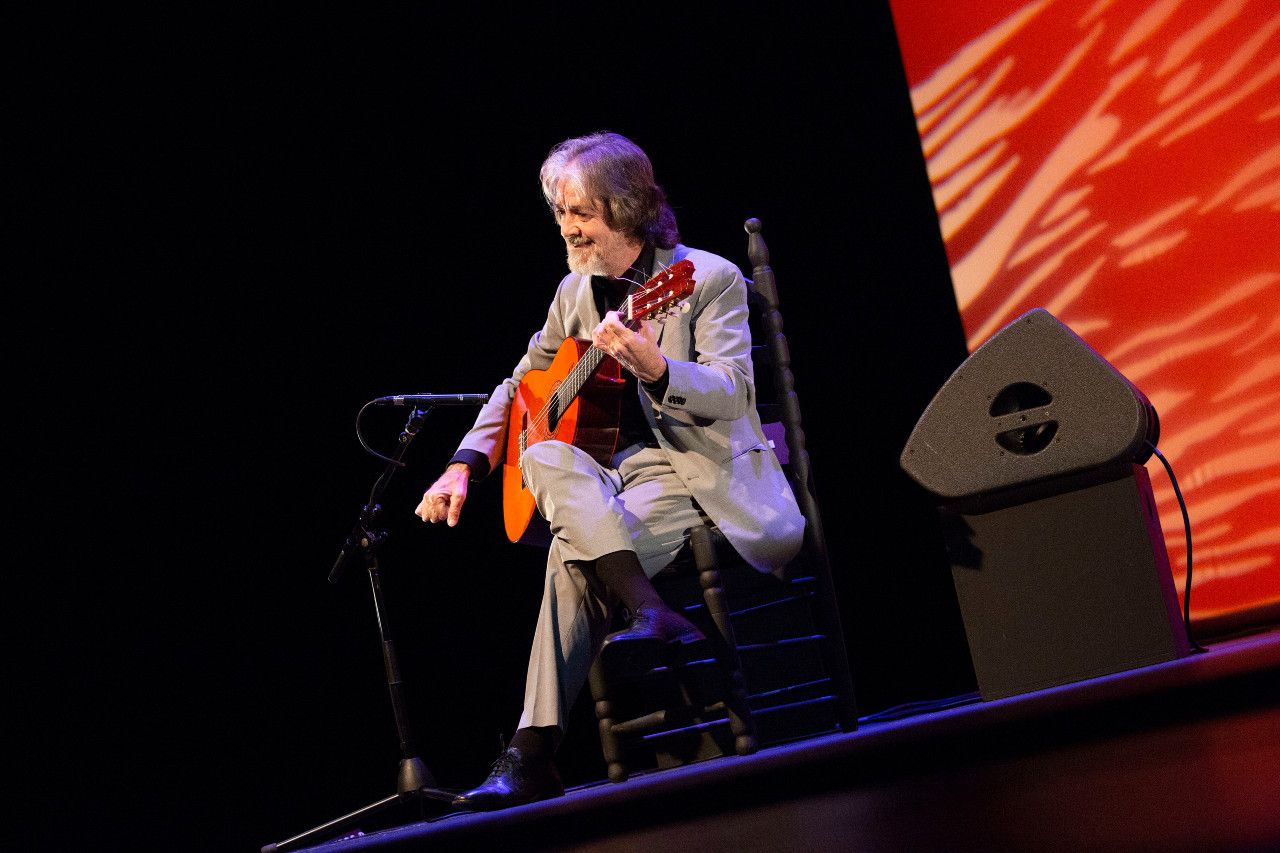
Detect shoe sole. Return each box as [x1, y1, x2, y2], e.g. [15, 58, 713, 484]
[600, 633, 708, 680]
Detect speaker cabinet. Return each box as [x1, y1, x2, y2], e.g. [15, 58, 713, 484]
[942, 464, 1189, 699]
[903, 309, 1188, 700]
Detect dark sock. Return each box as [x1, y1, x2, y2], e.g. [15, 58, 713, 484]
[509, 725, 561, 762]
[593, 549, 666, 614]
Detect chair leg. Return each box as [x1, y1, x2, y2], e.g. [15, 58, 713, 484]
[690, 527, 757, 757]
[587, 657, 629, 782]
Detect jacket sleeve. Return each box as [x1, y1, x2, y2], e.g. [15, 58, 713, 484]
[648, 257, 754, 423]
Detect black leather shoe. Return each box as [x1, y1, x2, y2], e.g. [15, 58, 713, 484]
[600, 605, 707, 675]
[451, 747, 564, 811]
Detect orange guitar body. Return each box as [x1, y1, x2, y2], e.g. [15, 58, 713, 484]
[502, 339, 624, 545]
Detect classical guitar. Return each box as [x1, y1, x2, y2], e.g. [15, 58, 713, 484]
[502, 259, 697, 545]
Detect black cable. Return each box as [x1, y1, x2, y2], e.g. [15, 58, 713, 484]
[355, 398, 408, 467]
[858, 692, 981, 724]
[1147, 442, 1206, 653]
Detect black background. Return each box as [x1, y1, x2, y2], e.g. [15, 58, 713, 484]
[22, 4, 976, 850]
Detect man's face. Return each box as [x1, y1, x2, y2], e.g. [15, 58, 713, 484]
[555, 182, 642, 278]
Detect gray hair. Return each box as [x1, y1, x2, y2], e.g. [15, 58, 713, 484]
[539, 132, 680, 249]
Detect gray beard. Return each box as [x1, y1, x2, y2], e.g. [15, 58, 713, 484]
[566, 248, 608, 276]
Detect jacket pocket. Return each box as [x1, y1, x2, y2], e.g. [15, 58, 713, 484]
[727, 442, 768, 462]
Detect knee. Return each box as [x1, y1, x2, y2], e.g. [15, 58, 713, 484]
[521, 440, 575, 485]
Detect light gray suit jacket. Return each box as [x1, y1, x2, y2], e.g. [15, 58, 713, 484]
[456, 244, 805, 574]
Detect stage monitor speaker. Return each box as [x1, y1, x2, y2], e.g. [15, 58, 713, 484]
[902, 309, 1188, 700]
[900, 308, 1159, 506]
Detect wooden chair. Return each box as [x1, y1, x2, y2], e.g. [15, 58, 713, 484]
[587, 218, 858, 783]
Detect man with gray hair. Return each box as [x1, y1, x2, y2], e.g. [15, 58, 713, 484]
[417, 131, 804, 810]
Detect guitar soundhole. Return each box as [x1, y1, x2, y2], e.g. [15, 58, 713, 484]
[547, 395, 561, 433]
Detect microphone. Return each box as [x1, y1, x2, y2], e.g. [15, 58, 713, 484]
[372, 393, 491, 407]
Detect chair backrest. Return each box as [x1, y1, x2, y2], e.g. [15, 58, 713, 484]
[585, 221, 859, 784]
[740, 217, 858, 730]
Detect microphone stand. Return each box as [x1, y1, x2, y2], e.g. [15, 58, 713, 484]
[264, 404, 462, 852]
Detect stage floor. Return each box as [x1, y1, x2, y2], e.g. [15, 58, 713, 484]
[275, 627, 1280, 852]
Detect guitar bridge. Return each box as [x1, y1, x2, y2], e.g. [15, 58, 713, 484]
[519, 422, 528, 489]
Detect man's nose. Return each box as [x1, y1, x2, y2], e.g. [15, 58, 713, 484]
[560, 217, 579, 239]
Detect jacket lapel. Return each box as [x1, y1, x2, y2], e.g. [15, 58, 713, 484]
[652, 245, 679, 347]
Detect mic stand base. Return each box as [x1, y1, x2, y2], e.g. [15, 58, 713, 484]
[262, 762, 458, 853]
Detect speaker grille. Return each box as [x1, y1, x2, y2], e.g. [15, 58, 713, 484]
[901, 309, 1156, 502]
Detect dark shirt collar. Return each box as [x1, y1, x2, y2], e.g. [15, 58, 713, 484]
[624, 242, 656, 289]
[592, 243, 655, 307]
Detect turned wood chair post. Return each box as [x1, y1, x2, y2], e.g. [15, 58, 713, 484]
[690, 525, 757, 757]
[745, 217, 858, 732]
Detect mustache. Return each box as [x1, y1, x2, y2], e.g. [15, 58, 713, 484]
[567, 236, 593, 248]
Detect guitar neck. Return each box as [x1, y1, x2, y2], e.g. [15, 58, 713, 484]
[556, 342, 609, 406]
[545, 298, 639, 414]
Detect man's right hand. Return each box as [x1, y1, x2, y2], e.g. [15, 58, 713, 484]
[416, 462, 471, 526]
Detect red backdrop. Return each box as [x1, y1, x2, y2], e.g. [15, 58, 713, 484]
[889, 0, 1279, 632]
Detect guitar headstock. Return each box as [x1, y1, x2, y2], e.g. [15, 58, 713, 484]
[627, 259, 696, 323]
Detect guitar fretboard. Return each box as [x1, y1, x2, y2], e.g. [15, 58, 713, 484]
[542, 338, 610, 433]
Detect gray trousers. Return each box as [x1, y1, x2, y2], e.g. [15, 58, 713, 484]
[516, 439, 706, 732]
